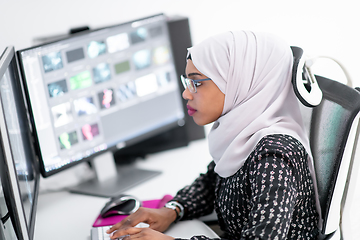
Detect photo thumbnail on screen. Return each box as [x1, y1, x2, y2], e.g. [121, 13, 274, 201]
[66, 48, 85, 63]
[133, 49, 151, 70]
[149, 25, 163, 38]
[98, 88, 115, 109]
[42, 51, 63, 73]
[153, 46, 170, 65]
[87, 41, 107, 59]
[69, 71, 92, 90]
[135, 74, 158, 97]
[106, 33, 130, 53]
[117, 81, 137, 102]
[130, 28, 147, 44]
[82, 123, 100, 141]
[51, 102, 73, 127]
[114, 60, 131, 75]
[48, 79, 68, 98]
[74, 96, 97, 116]
[157, 71, 171, 87]
[93, 63, 111, 84]
[59, 131, 78, 149]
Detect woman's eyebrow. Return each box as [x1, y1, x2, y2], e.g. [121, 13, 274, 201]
[187, 72, 202, 77]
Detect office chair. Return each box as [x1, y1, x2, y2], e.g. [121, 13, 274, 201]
[309, 75, 360, 239]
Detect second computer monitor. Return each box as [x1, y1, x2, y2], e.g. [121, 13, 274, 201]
[0, 46, 40, 240]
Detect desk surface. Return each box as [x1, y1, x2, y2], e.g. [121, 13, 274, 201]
[32, 136, 360, 239]
[34, 139, 217, 240]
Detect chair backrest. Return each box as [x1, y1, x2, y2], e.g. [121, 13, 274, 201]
[340, 88, 360, 239]
[309, 75, 360, 237]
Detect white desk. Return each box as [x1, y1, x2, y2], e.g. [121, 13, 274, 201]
[34, 139, 218, 240]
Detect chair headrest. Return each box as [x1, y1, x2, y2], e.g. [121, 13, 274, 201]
[291, 46, 323, 107]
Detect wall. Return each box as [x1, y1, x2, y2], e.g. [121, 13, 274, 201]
[1, 0, 359, 86]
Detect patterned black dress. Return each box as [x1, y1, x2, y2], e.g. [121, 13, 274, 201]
[173, 134, 319, 240]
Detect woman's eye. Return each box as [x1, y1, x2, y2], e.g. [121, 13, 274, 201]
[194, 82, 202, 87]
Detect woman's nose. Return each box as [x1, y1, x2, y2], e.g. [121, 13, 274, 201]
[182, 87, 193, 100]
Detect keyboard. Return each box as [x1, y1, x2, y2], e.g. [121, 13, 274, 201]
[91, 226, 128, 240]
[91, 223, 149, 240]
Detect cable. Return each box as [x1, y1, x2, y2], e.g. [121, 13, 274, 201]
[1, 212, 10, 223]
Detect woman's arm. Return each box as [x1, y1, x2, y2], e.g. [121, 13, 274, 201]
[107, 161, 222, 240]
[172, 161, 218, 220]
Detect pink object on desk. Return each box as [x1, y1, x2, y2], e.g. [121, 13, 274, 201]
[92, 194, 173, 227]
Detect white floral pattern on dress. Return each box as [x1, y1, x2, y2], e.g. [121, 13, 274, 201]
[173, 134, 319, 240]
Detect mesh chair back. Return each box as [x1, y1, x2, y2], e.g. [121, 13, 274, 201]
[310, 75, 360, 236]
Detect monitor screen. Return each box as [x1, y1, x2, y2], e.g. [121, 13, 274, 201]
[0, 46, 40, 240]
[16, 14, 184, 191]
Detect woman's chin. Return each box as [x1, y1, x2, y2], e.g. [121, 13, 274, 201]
[192, 116, 210, 126]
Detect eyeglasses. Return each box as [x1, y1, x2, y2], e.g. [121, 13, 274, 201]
[180, 75, 212, 93]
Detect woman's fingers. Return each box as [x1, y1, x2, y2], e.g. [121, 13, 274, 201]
[107, 219, 134, 234]
[111, 228, 175, 240]
[107, 207, 174, 235]
[107, 208, 147, 233]
[110, 227, 142, 239]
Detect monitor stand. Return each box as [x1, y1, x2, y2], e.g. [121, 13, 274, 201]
[68, 151, 161, 198]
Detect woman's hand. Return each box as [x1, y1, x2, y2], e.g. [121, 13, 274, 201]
[111, 227, 175, 240]
[107, 207, 177, 239]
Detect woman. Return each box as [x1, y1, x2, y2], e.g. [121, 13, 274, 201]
[107, 31, 319, 239]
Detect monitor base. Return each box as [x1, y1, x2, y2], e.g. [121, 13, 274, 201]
[68, 165, 161, 198]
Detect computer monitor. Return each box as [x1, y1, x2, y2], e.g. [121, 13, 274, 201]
[31, 15, 206, 164]
[0, 46, 40, 240]
[16, 14, 185, 197]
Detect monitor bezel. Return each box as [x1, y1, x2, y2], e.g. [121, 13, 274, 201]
[16, 13, 185, 178]
[0, 46, 40, 240]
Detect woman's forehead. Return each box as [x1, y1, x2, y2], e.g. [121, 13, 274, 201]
[185, 60, 201, 75]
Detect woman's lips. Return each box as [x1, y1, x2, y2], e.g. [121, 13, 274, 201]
[187, 105, 197, 116]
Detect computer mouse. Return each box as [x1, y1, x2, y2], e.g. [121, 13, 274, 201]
[100, 194, 141, 218]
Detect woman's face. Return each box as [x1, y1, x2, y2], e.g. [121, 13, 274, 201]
[182, 59, 225, 126]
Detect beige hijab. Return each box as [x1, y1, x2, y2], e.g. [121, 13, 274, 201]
[187, 31, 312, 178]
